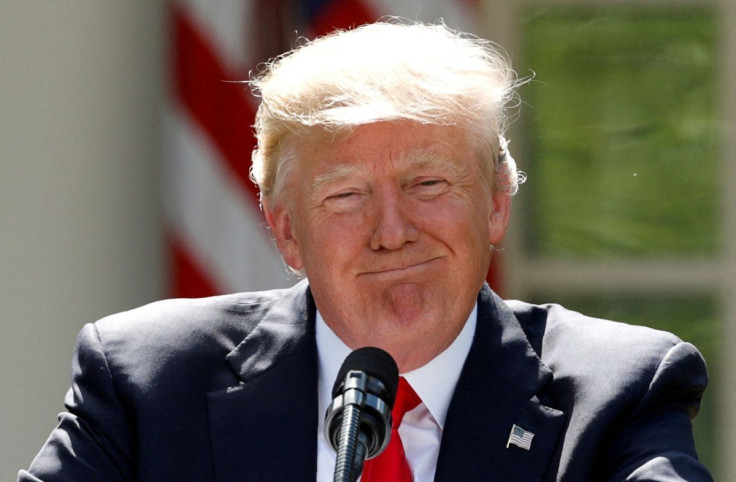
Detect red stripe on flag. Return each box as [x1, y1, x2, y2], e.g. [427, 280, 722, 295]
[167, 232, 220, 298]
[310, 0, 379, 37]
[171, 5, 261, 207]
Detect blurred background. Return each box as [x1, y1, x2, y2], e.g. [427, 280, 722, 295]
[2, 0, 734, 479]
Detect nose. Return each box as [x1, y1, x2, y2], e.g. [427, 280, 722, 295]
[369, 186, 419, 251]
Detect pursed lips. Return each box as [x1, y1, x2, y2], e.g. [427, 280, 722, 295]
[359, 257, 442, 276]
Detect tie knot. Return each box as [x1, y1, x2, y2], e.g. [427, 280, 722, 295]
[392, 377, 421, 427]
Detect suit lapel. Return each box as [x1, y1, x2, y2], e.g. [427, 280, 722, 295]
[206, 282, 319, 482]
[435, 285, 567, 481]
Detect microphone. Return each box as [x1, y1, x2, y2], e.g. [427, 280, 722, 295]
[325, 347, 399, 482]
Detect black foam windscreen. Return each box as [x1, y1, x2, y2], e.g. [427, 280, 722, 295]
[332, 347, 399, 402]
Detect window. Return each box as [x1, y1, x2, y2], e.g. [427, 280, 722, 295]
[513, 4, 726, 476]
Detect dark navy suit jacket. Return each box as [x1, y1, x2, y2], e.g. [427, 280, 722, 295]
[20, 281, 712, 481]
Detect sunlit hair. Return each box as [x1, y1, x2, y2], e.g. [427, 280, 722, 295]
[249, 19, 525, 205]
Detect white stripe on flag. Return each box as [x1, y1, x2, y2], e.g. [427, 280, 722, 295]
[178, 0, 258, 73]
[163, 105, 294, 293]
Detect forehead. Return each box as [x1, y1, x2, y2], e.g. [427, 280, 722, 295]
[293, 122, 476, 178]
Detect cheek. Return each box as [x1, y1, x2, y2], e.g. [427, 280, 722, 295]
[416, 196, 489, 238]
[300, 215, 368, 270]
[438, 204, 493, 264]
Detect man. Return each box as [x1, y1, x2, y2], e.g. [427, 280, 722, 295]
[20, 20, 711, 481]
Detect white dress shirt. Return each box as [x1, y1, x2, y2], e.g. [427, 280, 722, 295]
[316, 305, 477, 482]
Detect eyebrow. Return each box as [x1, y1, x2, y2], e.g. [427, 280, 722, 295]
[310, 147, 463, 194]
[400, 148, 462, 177]
[312, 164, 364, 194]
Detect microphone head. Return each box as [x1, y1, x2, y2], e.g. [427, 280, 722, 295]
[332, 347, 399, 403]
[326, 347, 399, 467]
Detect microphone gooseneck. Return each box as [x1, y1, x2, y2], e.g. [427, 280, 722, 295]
[325, 347, 399, 482]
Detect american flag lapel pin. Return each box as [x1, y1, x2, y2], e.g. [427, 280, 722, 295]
[506, 424, 535, 451]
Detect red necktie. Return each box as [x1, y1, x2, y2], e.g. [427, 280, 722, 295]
[362, 377, 422, 482]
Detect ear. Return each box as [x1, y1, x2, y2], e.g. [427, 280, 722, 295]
[488, 192, 511, 246]
[263, 200, 304, 271]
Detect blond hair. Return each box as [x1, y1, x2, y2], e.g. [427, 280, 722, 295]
[249, 19, 524, 204]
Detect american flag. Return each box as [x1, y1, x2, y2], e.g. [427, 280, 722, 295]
[507, 424, 535, 451]
[165, 0, 487, 298]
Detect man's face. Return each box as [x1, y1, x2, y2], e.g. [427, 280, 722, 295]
[265, 122, 510, 371]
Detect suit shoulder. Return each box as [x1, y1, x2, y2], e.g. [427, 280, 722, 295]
[505, 297, 708, 399]
[505, 299, 683, 354]
[95, 286, 298, 341]
[79, 284, 304, 377]
[69, 283, 309, 399]
[503, 299, 702, 395]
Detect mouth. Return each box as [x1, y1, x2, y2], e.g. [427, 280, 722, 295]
[360, 257, 441, 277]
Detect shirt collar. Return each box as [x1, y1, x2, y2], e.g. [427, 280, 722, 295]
[316, 304, 477, 430]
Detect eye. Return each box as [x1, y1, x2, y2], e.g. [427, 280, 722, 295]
[323, 190, 367, 212]
[331, 191, 356, 199]
[409, 178, 449, 199]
